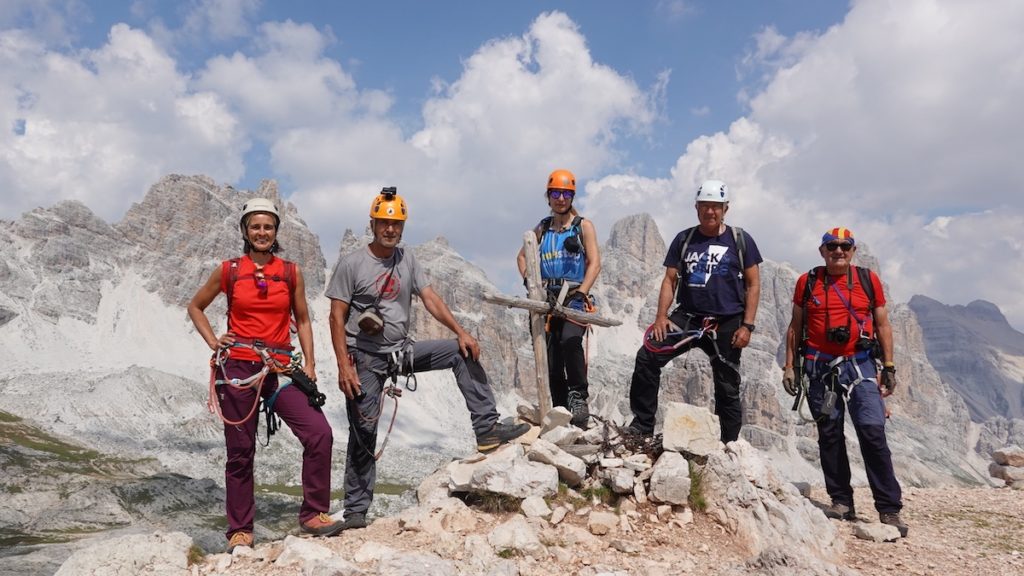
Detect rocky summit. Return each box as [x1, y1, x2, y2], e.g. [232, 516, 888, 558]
[0, 175, 1022, 575]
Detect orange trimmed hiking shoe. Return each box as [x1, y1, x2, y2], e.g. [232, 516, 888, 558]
[300, 512, 345, 537]
[226, 531, 253, 553]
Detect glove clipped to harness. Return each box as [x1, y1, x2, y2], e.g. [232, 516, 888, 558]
[880, 366, 898, 395]
[782, 366, 798, 397]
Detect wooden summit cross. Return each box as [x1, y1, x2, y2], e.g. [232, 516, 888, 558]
[483, 231, 622, 422]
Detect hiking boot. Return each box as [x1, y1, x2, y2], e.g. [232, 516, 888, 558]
[476, 421, 531, 453]
[226, 531, 253, 553]
[622, 421, 653, 439]
[567, 390, 590, 428]
[340, 512, 368, 531]
[300, 512, 345, 537]
[879, 512, 909, 537]
[823, 502, 856, 521]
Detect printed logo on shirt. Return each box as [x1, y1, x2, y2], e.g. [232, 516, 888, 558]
[685, 246, 730, 287]
[375, 271, 400, 300]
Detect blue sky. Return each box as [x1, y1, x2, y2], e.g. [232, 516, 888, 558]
[2, 1, 1024, 329]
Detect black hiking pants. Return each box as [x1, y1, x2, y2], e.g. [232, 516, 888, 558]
[628, 311, 743, 442]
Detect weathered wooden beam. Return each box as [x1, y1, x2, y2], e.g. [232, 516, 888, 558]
[521, 232, 551, 421]
[482, 293, 623, 328]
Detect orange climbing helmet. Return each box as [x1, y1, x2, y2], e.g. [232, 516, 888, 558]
[369, 186, 408, 221]
[547, 169, 576, 192]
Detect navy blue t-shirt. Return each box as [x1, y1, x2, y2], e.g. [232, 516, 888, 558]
[663, 225, 762, 317]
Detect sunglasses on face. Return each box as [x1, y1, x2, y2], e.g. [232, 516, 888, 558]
[548, 189, 575, 200]
[824, 242, 853, 252]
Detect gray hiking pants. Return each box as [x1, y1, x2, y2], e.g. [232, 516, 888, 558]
[342, 339, 499, 517]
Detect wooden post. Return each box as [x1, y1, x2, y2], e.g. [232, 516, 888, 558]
[522, 232, 552, 422]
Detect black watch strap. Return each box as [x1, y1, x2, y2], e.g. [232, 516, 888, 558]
[741, 322, 755, 332]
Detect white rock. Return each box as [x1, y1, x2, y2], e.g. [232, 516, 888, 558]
[353, 542, 399, 563]
[541, 425, 583, 446]
[488, 516, 547, 559]
[588, 511, 618, 536]
[527, 438, 587, 487]
[993, 445, 1024, 467]
[600, 467, 636, 494]
[304, 556, 365, 576]
[275, 535, 334, 566]
[648, 451, 692, 505]
[853, 522, 902, 542]
[657, 504, 673, 522]
[541, 407, 573, 434]
[599, 457, 624, 468]
[623, 454, 652, 472]
[521, 496, 552, 519]
[633, 478, 648, 504]
[55, 531, 193, 576]
[661, 402, 723, 457]
[448, 443, 558, 498]
[377, 552, 456, 575]
[550, 506, 569, 525]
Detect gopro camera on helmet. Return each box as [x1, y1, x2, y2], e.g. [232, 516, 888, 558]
[826, 325, 850, 343]
[381, 186, 397, 198]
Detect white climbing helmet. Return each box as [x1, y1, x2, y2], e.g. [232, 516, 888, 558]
[695, 180, 729, 203]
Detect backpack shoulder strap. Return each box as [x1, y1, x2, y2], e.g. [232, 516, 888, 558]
[223, 258, 241, 329]
[675, 226, 698, 275]
[802, 266, 825, 306]
[534, 216, 553, 241]
[283, 259, 297, 309]
[854, 265, 876, 309]
[731, 226, 746, 272]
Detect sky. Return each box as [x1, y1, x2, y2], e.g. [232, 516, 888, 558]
[2, 0, 1023, 329]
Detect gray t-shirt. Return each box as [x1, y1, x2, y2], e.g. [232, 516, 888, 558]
[325, 245, 428, 353]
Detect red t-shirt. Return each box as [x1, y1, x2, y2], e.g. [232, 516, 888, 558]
[221, 255, 293, 363]
[792, 266, 886, 357]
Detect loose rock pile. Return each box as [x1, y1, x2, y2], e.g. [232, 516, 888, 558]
[57, 401, 855, 575]
[988, 445, 1024, 489]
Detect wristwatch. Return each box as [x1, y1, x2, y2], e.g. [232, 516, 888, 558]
[741, 322, 756, 332]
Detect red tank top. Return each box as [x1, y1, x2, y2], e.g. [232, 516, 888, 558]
[220, 255, 293, 363]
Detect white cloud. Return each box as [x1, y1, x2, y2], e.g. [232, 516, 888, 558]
[181, 0, 260, 41]
[275, 11, 658, 283]
[581, 0, 1024, 326]
[0, 0, 88, 46]
[0, 24, 246, 220]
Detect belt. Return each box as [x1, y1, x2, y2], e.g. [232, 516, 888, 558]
[230, 337, 293, 357]
[804, 347, 871, 363]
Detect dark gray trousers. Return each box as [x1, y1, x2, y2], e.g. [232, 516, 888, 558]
[342, 339, 499, 517]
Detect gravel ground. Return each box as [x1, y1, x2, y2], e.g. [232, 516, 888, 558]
[199, 486, 1024, 575]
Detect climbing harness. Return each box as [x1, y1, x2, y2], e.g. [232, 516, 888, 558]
[349, 341, 419, 461]
[209, 345, 325, 446]
[793, 350, 875, 424]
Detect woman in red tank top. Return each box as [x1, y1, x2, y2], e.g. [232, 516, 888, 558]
[188, 198, 343, 551]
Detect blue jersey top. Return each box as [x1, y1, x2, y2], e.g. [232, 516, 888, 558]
[538, 217, 586, 284]
[664, 225, 762, 317]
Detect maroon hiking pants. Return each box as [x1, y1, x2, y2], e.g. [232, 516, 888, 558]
[218, 358, 333, 538]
